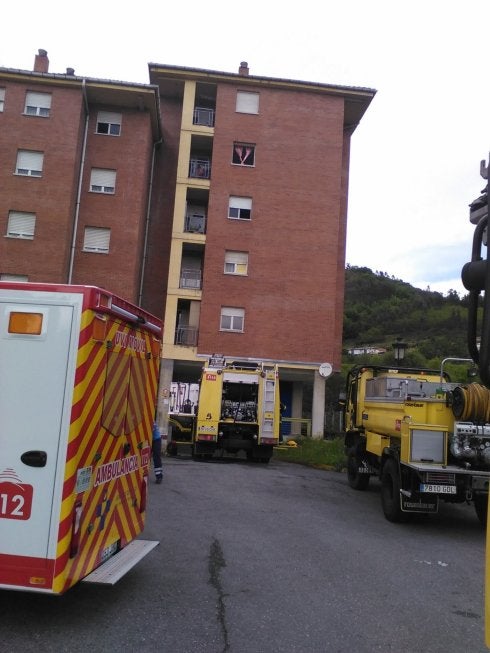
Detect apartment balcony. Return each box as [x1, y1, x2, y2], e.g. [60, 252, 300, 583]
[184, 213, 206, 234]
[193, 82, 216, 129]
[175, 325, 198, 346]
[189, 158, 210, 179]
[180, 268, 202, 290]
[193, 107, 215, 127]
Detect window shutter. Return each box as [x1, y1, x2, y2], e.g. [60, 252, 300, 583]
[8, 211, 36, 238]
[236, 92, 259, 114]
[17, 150, 43, 173]
[0, 274, 28, 282]
[83, 227, 110, 252]
[91, 169, 116, 187]
[26, 92, 51, 109]
[225, 251, 248, 265]
[97, 111, 121, 125]
[229, 196, 252, 210]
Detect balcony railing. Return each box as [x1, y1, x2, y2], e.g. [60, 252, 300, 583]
[180, 269, 202, 289]
[184, 213, 206, 234]
[193, 107, 215, 127]
[175, 326, 198, 346]
[189, 159, 210, 179]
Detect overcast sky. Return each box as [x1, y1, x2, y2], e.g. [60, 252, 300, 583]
[3, 0, 489, 295]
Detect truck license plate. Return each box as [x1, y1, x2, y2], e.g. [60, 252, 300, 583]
[419, 484, 456, 494]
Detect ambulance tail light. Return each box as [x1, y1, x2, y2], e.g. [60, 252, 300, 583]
[8, 312, 43, 335]
[140, 474, 148, 513]
[69, 500, 83, 558]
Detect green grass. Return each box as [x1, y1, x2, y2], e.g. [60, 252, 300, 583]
[274, 437, 346, 471]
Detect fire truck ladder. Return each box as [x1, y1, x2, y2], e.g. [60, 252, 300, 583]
[260, 366, 277, 438]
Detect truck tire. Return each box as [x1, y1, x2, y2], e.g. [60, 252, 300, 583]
[381, 458, 406, 522]
[347, 447, 370, 490]
[474, 494, 488, 527]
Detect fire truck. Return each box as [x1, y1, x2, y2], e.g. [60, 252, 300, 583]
[344, 363, 490, 523]
[0, 282, 162, 593]
[168, 357, 281, 462]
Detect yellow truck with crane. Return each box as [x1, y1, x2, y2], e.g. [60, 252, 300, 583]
[344, 154, 490, 529]
[344, 363, 490, 523]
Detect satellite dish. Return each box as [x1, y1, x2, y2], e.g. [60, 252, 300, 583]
[318, 362, 333, 378]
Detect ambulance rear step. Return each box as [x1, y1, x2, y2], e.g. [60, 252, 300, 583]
[82, 539, 159, 586]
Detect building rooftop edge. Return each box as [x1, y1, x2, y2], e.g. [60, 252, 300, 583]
[0, 66, 159, 93]
[0, 66, 163, 140]
[148, 62, 377, 97]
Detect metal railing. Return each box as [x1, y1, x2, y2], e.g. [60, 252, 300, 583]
[174, 326, 198, 346]
[281, 418, 312, 438]
[193, 107, 215, 127]
[184, 214, 206, 234]
[179, 269, 202, 289]
[189, 159, 210, 179]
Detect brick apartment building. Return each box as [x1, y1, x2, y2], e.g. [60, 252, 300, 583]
[0, 51, 375, 436]
[144, 62, 375, 435]
[0, 49, 161, 302]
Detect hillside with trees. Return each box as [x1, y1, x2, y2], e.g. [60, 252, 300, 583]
[342, 265, 473, 372]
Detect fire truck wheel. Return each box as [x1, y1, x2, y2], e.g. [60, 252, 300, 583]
[347, 447, 370, 490]
[474, 494, 488, 527]
[381, 458, 407, 522]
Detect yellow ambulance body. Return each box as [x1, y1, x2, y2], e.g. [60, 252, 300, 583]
[0, 282, 162, 593]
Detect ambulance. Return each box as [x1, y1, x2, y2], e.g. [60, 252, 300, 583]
[0, 282, 162, 594]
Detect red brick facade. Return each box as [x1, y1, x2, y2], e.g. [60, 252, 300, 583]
[0, 53, 160, 305]
[198, 84, 347, 366]
[1, 54, 374, 383]
[0, 82, 83, 281]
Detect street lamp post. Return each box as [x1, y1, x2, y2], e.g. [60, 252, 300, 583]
[392, 338, 407, 365]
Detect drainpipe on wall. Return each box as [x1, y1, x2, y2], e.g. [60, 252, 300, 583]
[138, 138, 161, 306]
[67, 79, 90, 283]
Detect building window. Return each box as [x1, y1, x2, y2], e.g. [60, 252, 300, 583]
[90, 168, 116, 194]
[83, 227, 111, 253]
[232, 142, 255, 167]
[228, 196, 252, 220]
[0, 88, 5, 112]
[0, 274, 28, 282]
[15, 150, 44, 177]
[224, 251, 248, 275]
[236, 91, 259, 114]
[220, 307, 245, 332]
[24, 91, 52, 117]
[6, 211, 36, 239]
[96, 111, 122, 136]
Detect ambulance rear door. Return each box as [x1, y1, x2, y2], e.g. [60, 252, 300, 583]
[0, 294, 79, 565]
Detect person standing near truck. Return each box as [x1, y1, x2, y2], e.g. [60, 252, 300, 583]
[152, 421, 163, 484]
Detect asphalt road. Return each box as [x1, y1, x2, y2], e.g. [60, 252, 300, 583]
[0, 454, 488, 653]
